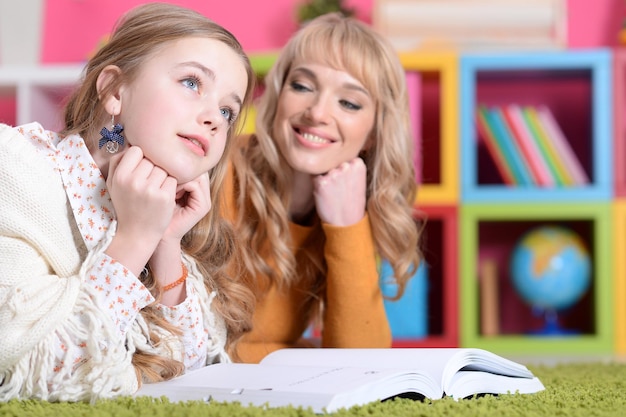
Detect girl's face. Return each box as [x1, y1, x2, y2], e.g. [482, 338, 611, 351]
[118, 37, 248, 183]
[272, 60, 376, 175]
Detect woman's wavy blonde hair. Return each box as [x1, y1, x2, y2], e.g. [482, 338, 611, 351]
[231, 13, 421, 311]
[62, 3, 256, 383]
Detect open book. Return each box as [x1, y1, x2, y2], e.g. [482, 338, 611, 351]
[135, 348, 545, 413]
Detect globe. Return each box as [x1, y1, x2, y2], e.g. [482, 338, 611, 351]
[509, 225, 591, 334]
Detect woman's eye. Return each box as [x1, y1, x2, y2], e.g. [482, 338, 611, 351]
[340, 100, 362, 111]
[290, 81, 311, 92]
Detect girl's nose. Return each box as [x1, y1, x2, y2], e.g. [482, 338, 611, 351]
[201, 105, 225, 133]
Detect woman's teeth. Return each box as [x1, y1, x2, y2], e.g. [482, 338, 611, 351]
[302, 132, 328, 143]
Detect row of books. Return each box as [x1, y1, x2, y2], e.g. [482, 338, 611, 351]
[476, 104, 589, 186]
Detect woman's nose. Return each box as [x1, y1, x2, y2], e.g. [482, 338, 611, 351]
[304, 96, 331, 123]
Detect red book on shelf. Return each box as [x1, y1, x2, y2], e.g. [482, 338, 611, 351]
[502, 104, 555, 187]
[535, 105, 590, 185]
[476, 106, 516, 185]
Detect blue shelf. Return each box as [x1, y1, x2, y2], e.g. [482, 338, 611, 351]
[460, 49, 613, 203]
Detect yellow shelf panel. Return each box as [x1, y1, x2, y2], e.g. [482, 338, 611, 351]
[400, 52, 459, 205]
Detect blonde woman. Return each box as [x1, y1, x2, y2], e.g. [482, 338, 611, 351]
[224, 13, 422, 363]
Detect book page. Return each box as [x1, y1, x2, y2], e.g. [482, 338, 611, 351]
[442, 348, 535, 381]
[446, 370, 545, 400]
[439, 349, 543, 398]
[261, 348, 465, 389]
[262, 347, 543, 399]
[135, 362, 439, 412]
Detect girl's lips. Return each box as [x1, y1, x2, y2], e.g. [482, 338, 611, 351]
[179, 134, 208, 156]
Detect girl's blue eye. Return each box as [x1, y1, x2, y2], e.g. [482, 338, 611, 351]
[182, 77, 200, 91]
[221, 107, 237, 124]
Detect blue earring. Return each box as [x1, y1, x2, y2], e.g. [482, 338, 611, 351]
[98, 115, 124, 154]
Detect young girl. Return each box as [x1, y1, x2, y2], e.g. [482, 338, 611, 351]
[223, 13, 422, 363]
[0, 3, 255, 401]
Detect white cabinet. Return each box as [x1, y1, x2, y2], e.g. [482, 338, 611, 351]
[0, 65, 83, 131]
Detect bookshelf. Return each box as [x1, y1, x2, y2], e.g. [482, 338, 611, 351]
[460, 202, 613, 355]
[399, 51, 459, 205]
[457, 48, 615, 356]
[460, 49, 612, 202]
[391, 205, 459, 348]
[389, 53, 460, 348]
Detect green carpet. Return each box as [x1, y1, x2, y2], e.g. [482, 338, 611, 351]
[1, 362, 625, 416]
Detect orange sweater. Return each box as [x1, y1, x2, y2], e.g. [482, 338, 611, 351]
[222, 164, 392, 363]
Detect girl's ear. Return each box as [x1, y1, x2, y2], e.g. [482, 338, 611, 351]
[96, 65, 123, 116]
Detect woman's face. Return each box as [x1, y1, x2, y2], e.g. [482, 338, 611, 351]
[117, 37, 248, 184]
[272, 59, 376, 176]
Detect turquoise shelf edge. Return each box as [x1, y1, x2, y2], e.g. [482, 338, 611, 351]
[459, 49, 613, 203]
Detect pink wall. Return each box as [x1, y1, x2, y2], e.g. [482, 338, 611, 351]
[41, 0, 371, 63]
[41, 0, 624, 64]
[567, 0, 624, 48]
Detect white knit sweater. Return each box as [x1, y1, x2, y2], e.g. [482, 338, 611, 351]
[0, 124, 229, 402]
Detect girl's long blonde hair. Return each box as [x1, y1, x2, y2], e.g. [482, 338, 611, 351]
[62, 2, 256, 382]
[232, 13, 421, 312]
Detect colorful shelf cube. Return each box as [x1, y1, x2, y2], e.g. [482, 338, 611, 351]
[460, 49, 613, 203]
[460, 202, 613, 355]
[392, 205, 459, 348]
[399, 51, 459, 205]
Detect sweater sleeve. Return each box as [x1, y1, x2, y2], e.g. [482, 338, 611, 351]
[0, 227, 142, 401]
[320, 214, 392, 348]
[0, 125, 139, 401]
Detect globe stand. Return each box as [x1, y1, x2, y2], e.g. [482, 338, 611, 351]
[527, 307, 580, 336]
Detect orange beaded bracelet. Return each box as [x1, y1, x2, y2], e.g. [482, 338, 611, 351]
[161, 263, 188, 292]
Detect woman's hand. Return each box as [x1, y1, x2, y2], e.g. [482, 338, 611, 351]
[313, 157, 367, 226]
[104, 146, 177, 276]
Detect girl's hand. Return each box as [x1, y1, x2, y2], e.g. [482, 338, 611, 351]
[105, 146, 177, 275]
[162, 172, 212, 244]
[149, 173, 211, 305]
[313, 157, 367, 226]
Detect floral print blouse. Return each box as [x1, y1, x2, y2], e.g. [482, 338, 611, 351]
[18, 123, 209, 374]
